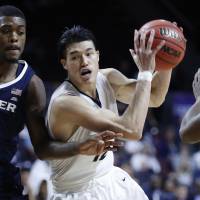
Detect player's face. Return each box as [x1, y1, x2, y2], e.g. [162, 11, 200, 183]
[0, 16, 26, 63]
[62, 40, 99, 89]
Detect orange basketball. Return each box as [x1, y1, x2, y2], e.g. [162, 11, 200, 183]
[139, 19, 186, 70]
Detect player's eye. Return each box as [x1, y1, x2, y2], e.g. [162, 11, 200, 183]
[18, 29, 25, 36]
[86, 51, 94, 57]
[71, 56, 78, 60]
[86, 53, 91, 56]
[0, 27, 10, 34]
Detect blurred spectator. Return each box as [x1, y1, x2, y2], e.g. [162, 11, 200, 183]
[12, 126, 37, 165]
[161, 178, 176, 200]
[175, 184, 190, 200]
[130, 142, 161, 174]
[193, 178, 200, 200]
[149, 174, 162, 200]
[175, 145, 193, 186]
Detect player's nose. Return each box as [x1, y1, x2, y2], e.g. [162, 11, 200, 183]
[80, 55, 88, 66]
[9, 31, 18, 43]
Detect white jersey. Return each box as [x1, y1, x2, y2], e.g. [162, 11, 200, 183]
[46, 72, 118, 193]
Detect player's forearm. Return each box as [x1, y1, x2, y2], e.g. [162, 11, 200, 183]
[35, 140, 80, 160]
[150, 69, 172, 107]
[120, 79, 151, 140]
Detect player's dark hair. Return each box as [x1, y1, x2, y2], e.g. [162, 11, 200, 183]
[58, 25, 97, 60]
[0, 5, 26, 21]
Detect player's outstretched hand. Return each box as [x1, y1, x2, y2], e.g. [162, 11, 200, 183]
[193, 68, 200, 101]
[78, 131, 123, 155]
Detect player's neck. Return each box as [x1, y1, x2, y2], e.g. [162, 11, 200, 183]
[0, 62, 18, 83]
[79, 83, 96, 98]
[70, 79, 96, 98]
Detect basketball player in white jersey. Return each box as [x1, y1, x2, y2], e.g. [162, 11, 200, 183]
[46, 26, 172, 199]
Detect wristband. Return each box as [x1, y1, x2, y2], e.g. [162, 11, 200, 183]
[137, 71, 153, 82]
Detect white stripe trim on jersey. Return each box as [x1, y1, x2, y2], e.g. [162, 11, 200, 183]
[0, 60, 28, 89]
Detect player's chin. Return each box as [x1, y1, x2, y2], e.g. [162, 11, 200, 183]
[5, 56, 19, 63]
[80, 73, 93, 82]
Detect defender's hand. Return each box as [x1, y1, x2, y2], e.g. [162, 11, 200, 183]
[78, 131, 123, 155]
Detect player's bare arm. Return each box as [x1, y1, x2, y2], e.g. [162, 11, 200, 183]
[25, 75, 122, 159]
[179, 99, 200, 143]
[101, 68, 172, 107]
[179, 68, 200, 143]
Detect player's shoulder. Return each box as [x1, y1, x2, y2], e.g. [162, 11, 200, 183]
[54, 93, 84, 106]
[27, 74, 44, 94]
[99, 68, 120, 83]
[52, 91, 92, 117]
[18, 60, 42, 84]
[99, 68, 118, 76]
[24, 65, 46, 100]
[17, 60, 44, 92]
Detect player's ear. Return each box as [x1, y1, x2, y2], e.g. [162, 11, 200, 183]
[60, 58, 68, 70]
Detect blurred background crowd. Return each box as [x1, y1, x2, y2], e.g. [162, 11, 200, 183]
[1, 0, 200, 199]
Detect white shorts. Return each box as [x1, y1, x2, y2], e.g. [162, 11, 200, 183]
[50, 166, 149, 200]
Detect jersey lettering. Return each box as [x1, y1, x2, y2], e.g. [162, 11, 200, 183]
[0, 100, 17, 112]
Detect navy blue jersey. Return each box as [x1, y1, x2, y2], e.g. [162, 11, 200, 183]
[0, 60, 34, 198]
[0, 60, 34, 163]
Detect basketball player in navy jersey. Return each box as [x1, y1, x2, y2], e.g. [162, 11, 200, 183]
[0, 5, 122, 199]
[46, 26, 173, 199]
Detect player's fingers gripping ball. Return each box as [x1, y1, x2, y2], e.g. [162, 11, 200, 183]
[139, 19, 186, 70]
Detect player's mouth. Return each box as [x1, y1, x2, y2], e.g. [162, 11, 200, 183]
[5, 45, 21, 53]
[80, 68, 92, 80]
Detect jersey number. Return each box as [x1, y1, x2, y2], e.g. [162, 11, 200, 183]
[93, 152, 107, 162]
